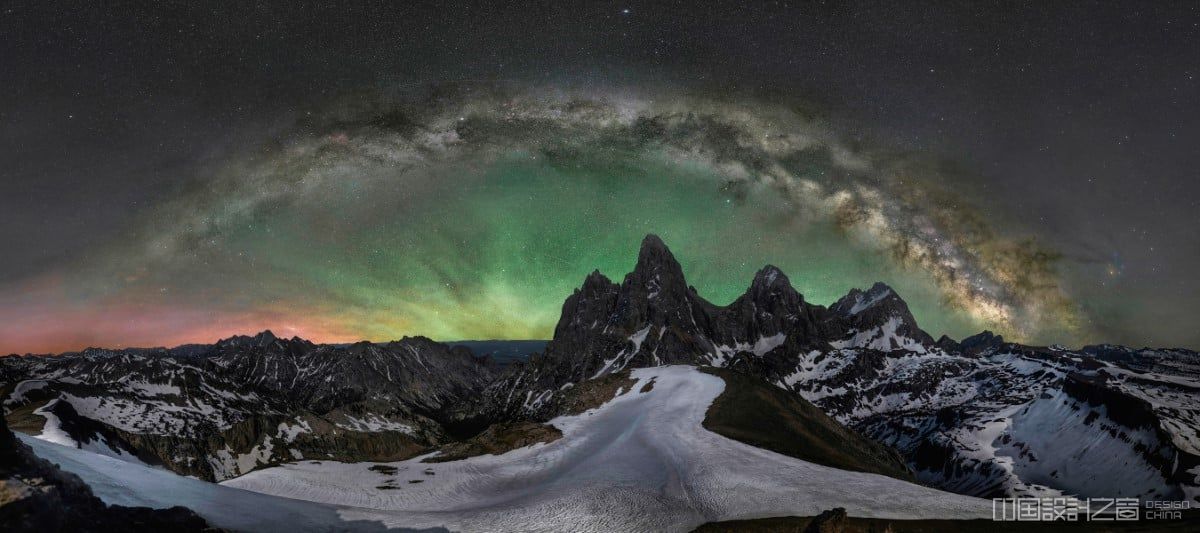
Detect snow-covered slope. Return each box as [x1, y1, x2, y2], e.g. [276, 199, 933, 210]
[783, 346, 1200, 500]
[224, 366, 990, 532]
[19, 433, 417, 532]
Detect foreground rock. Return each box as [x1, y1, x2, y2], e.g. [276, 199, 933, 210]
[0, 415, 213, 532]
[695, 511, 1200, 532]
[804, 508, 848, 533]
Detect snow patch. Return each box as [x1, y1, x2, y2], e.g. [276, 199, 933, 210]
[32, 400, 76, 447]
[277, 418, 312, 443]
[208, 446, 240, 481]
[831, 317, 926, 353]
[237, 437, 275, 474]
[336, 415, 415, 434]
[848, 288, 891, 315]
[591, 325, 654, 378]
[711, 333, 789, 364]
[21, 434, 395, 532]
[122, 380, 182, 397]
[997, 389, 1172, 498]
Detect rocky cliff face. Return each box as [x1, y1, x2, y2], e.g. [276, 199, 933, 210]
[488, 235, 842, 416]
[0, 415, 213, 532]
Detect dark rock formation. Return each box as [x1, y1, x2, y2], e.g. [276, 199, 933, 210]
[803, 507, 847, 533]
[0, 416, 214, 532]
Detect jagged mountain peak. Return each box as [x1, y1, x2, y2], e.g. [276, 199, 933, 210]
[751, 265, 791, 290]
[827, 282, 935, 350]
[831, 282, 899, 316]
[639, 232, 669, 254]
[214, 329, 314, 352]
[868, 280, 892, 292]
[11, 232, 1200, 509]
[741, 264, 807, 311]
[831, 282, 925, 326]
[625, 234, 688, 295]
[960, 330, 1005, 355]
[580, 269, 616, 293]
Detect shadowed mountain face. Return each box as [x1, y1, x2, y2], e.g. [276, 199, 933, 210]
[447, 340, 546, 369]
[697, 367, 914, 482]
[490, 235, 959, 403]
[3, 234, 1199, 503]
[535, 235, 846, 389]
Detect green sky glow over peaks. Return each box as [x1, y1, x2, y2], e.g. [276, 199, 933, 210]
[198, 153, 985, 342]
[1, 89, 1072, 353]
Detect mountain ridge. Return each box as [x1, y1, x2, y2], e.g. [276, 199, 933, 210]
[4, 234, 1199, 503]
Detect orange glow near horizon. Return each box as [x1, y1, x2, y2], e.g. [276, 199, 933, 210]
[0, 282, 367, 355]
[0, 305, 366, 355]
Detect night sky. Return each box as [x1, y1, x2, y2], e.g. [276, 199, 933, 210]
[3, 1, 1198, 353]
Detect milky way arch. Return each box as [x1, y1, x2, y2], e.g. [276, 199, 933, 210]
[1, 84, 1083, 352]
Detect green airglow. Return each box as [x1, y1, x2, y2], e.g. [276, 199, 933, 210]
[211, 152, 985, 342]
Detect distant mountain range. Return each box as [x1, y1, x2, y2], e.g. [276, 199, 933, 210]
[3, 234, 1198, 504]
[446, 340, 547, 368]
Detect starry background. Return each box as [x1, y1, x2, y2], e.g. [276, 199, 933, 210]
[2, 1, 1198, 353]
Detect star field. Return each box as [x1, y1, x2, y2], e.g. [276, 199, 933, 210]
[1, 1, 1198, 352]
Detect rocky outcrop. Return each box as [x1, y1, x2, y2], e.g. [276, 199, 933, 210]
[0, 416, 213, 532]
[959, 330, 1004, 356]
[422, 421, 562, 463]
[803, 508, 848, 533]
